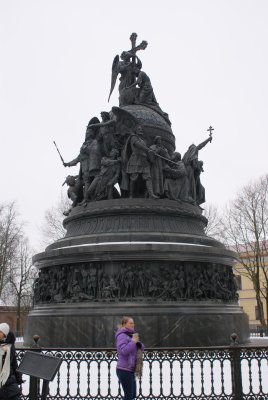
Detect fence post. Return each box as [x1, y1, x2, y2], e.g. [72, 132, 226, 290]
[29, 335, 41, 400]
[230, 332, 243, 400]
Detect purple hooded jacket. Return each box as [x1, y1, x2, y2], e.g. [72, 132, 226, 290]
[115, 327, 144, 372]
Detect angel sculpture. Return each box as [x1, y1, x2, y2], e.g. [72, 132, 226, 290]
[87, 112, 116, 156]
[108, 33, 148, 107]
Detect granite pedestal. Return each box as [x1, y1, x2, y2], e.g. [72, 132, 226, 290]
[24, 199, 249, 347]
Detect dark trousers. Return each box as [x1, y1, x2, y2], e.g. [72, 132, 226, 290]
[116, 369, 136, 400]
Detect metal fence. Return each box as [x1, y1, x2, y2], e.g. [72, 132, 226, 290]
[16, 340, 268, 400]
[249, 328, 268, 337]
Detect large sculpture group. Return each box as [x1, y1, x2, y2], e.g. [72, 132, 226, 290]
[58, 33, 212, 215]
[33, 262, 238, 305]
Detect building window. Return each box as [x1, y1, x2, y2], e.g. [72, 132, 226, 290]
[235, 275, 242, 290]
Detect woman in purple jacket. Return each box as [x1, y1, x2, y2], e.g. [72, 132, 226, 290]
[115, 316, 144, 400]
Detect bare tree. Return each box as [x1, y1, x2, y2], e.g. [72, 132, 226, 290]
[40, 193, 68, 246]
[222, 174, 268, 327]
[203, 203, 225, 242]
[0, 202, 23, 298]
[0, 202, 37, 330]
[4, 238, 37, 331]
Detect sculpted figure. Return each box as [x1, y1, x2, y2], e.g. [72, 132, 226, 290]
[121, 125, 158, 199]
[184, 267, 195, 299]
[115, 52, 140, 106]
[159, 280, 175, 301]
[127, 67, 171, 125]
[64, 123, 102, 199]
[109, 276, 119, 298]
[175, 266, 185, 299]
[163, 152, 189, 202]
[86, 273, 97, 298]
[108, 32, 170, 125]
[182, 135, 212, 205]
[134, 266, 147, 297]
[108, 33, 147, 106]
[83, 126, 102, 179]
[127, 68, 158, 105]
[123, 267, 135, 298]
[100, 112, 115, 156]
[211, 265, 230, 301]
[86, 149, 121, 201]
[192, 270, 204, 300]
[62, 175, 83, 216]
[194, 160, 205, 205]
[199, 267, 211, 300]
[228, 270, 238, 301]
[70, 280, 91, 302]
[148, 275, 161, 298]
[100, 276, 113, 299]
[80, 265, 89, 293]
[88, 112, 116, 156]
[149, 136, 170, 197]
[218, 267, 232, 301]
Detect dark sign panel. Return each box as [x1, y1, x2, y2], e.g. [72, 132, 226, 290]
[17, 351, 62, 381]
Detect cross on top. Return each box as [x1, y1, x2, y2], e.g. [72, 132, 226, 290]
[207, 126, 214, 136]
[128, 32, 148, 57]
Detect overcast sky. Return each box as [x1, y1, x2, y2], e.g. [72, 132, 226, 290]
[1, 0, 267, 251]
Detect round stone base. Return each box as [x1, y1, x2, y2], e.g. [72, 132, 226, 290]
[27, 198, 249, 348]
[24, 302, 249, 348]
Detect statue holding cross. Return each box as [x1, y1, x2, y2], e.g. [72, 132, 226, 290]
[182, 128, 213, 205]
[108, 33, 171, 125]
[108, 33, 148, 106]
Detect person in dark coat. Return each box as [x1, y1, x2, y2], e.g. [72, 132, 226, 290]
[115, 316, 144, 400]
[0, 323, 22, 400]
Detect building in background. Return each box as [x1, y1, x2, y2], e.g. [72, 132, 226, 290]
[234, 247, 268, 330]
[0, 306, 30, 335]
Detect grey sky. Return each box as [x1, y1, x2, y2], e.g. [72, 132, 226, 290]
[1, 0, 267, 250]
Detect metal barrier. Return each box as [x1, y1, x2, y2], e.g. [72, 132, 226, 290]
[16, 338, 268, 400]
[250, 328, 268, 337]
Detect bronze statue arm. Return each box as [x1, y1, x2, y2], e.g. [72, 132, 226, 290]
[196, 136, 212, 151]
[126, 72, 142, 89]
[89, 119, 115, 129]
[64, 155, 80, 167]
[126, 80, 138, 89]
[159, 147, 170, 158]
[133, 138, 150, 153]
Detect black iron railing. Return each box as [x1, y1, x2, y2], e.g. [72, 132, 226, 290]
[16, 341, 268, 399]
[249, 328, 268, 337]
